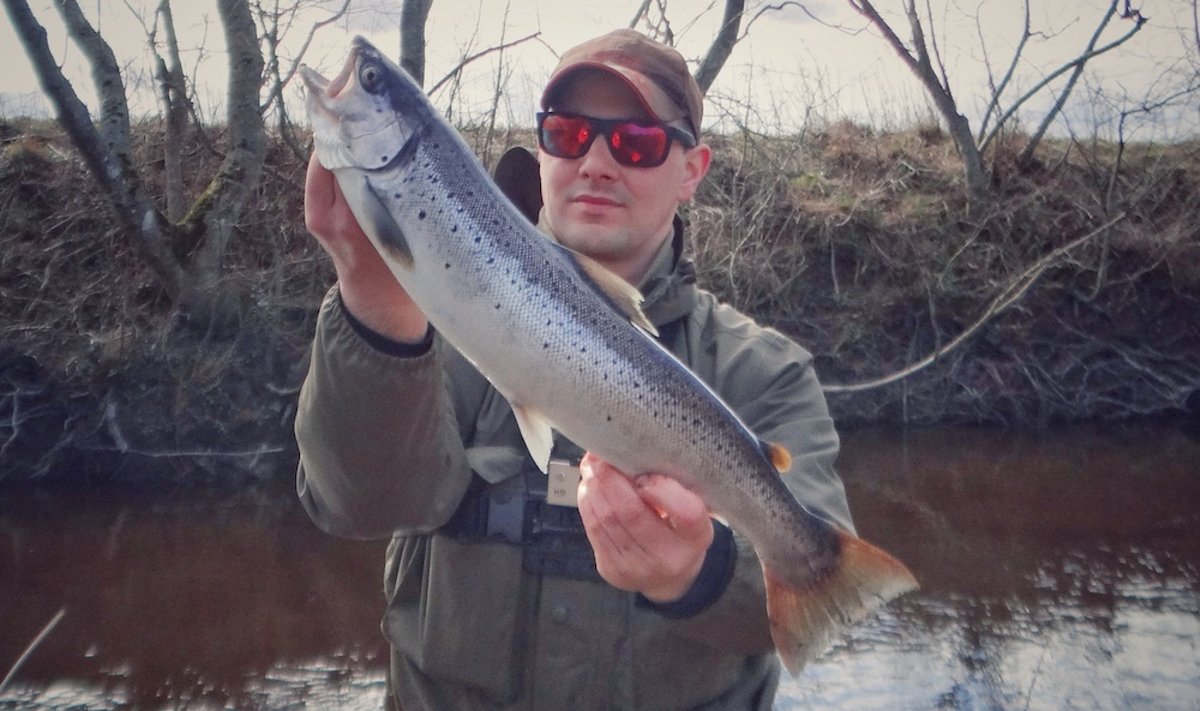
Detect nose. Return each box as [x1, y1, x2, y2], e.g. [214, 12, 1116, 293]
[576, 132, 620, 179]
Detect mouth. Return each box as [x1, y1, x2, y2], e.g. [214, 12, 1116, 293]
[299, 45, 358, 100]
[574, 194, 623, 208]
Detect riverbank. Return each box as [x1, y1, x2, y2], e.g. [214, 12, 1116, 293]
[1, 119, 1196, 483]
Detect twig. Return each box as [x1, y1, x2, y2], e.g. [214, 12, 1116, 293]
[824, 212, 1127, 393]
[75, 444, 286, 458]
[0, 607, 67, 694]
[427, 32, 541, 97]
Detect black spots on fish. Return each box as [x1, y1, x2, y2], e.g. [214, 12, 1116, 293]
[494, 303, 502, 310]
[418, 210, 427, 220]
[380, 154, 389, 164]
[605, 415, 612, 422]
[486, 257, 495, 265]
[543, 342, 550, 349]
[444, 263, 452, 270]
[393, 192, 402, 200]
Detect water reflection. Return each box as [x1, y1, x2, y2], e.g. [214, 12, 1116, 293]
[1, 421, 1198, 709]
[778, 420, 1200, 710]
[0, 487, 389, 709]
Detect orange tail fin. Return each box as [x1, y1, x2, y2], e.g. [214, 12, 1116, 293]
[763, 528, 918, 675]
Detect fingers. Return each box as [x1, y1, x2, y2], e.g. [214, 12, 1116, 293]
[302, 151, 428, 341]
[304, 152, 336, 234]
[578, 454, 713, 602]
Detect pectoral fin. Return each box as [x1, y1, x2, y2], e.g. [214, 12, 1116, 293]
[334, 170, 413, 268]
[569, 249, 659, 338]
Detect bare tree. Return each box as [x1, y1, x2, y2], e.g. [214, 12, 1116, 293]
[847, 0, 1148, 200]
[3, 0, 266, 324]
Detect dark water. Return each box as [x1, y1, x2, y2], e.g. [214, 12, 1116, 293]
[2, 421, 1198, 710]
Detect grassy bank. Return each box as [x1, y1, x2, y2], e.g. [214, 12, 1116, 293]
[1, 118, 1197, 483]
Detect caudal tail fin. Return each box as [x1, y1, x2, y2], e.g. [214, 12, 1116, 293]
[763, 528, 918, 675]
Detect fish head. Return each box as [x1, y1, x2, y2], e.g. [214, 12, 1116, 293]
[300, 36, 426, 174]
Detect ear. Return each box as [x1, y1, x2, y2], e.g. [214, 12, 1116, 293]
[677, 142, 711, 202]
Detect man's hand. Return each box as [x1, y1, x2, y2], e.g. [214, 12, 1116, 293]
[577, 452, 714, 603]
[304, 153, 427, 342]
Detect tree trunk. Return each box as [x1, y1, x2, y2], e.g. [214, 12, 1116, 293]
[154, 0, 192, 222]
[400, 0, 434, 86]
[693, 0, 744, 94]
[177, 0, 267, 323]
[849, 0, 989, 199]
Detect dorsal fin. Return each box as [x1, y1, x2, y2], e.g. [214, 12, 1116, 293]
[571, 250, 659, 338]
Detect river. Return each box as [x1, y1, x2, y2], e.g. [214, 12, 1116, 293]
[2, 420, 1198, 710]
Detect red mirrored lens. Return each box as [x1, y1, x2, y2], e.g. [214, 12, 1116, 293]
[541, 114, 594, 158]
[609, 123, 668, 166]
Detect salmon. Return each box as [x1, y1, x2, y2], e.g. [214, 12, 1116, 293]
[300, 37, 917, 674]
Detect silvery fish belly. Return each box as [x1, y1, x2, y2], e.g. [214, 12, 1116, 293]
[301, 36, 917, 674]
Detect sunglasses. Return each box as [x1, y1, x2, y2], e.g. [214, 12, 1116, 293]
[536, 111, 696, 168]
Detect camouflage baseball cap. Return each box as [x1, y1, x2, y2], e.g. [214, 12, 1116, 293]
[541, 29, 704, 140]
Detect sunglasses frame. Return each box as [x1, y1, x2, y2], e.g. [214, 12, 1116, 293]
[536, 111, 696, 168]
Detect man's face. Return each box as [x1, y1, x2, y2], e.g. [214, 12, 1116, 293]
[538, 70, 710, 284]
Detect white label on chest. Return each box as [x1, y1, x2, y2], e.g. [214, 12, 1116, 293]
[546, 460, 581, 508]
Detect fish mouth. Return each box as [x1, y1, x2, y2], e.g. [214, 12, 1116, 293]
[299, 44, 359, 100]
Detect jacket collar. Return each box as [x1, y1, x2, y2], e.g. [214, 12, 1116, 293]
[638, 215, 698, 328]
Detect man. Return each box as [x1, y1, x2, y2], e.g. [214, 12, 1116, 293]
[297, 28, 853, 710]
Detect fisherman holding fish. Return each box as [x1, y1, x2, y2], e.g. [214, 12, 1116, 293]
[296, 28, 914, 711]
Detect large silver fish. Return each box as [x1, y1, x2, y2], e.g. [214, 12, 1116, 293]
[301, 37, 916, 674]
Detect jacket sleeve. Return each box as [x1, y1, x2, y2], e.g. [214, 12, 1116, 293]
[295, 287, 478, 540]
[664, 298, 853, 654]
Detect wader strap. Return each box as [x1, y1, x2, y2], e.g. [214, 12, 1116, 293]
[439, 462, 601, 583]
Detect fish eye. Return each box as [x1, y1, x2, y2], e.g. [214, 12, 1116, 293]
[359, 61, 384, 94]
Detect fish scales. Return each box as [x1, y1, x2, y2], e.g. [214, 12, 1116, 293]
[302, 36, 917, 675]
[375, 124, 768, 507]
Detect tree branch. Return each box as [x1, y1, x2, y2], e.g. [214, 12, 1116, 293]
[824, 213, 1127, 393]
[980, 1, 1147, 157]
[0, 608, 67, 694]
[427, 32, 542, 96]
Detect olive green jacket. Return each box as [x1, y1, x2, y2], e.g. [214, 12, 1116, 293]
[295, 227, 853, 710]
